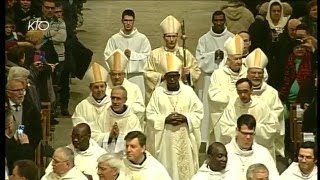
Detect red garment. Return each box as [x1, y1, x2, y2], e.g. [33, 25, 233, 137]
[279, 51, 314, 103]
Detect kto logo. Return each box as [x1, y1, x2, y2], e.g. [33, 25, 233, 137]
[28, 19, 50, 30]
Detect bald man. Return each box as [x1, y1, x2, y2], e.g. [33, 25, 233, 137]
[287, 19, 301, 39]
[45, 123, 106, 180]
[192, 142, 235, 179]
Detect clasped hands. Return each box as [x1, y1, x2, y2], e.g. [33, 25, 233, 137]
[109, 122, 120, 139]
[165, 112, 187, 126]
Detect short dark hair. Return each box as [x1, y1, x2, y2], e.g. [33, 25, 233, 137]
[236, 78, 253, 89]
[237, 114, 256, 130]
[306, 0, 317, 15]
[55, 2, 63, 8]
[295, 23, 310, 33]
[13, 160, 39, 180]
[238, 30, 250, 37]
[125, 131, 146, 147]
[7, 45, 25, 65]
[207, 142, 225, 156]
[122, 9, 135, 19]
[42, 0, 55, 5]
[299, 141, 317, 159]
[212, 10, 225, 22]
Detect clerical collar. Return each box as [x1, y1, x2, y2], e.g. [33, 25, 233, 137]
[242, 52, 249, 58]
[130, 153, 147, 165]
[94, 95, 106, 103]
[253, 85, 262, 90]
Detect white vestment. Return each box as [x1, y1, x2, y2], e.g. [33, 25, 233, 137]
[252, 82, 285, 157]
[145, 82, 203, 180]
[280, 162, 318, 180]
[41, 167, 88, 180]
[207, 65, 247, 143]
[191, 161, 236, 180]
[226, 137, 280, 180]
[219, 96, 277, 159]
[106, 78, 145, 128]
[72, 94, 111, 145]
[144, 46, 201, 104]
[104, 28, 152, 99]
[98, 106, 142, 153]
[124, 151, 172, 180]
[195, 27, 234, 143]
[45, 139, 106, 180]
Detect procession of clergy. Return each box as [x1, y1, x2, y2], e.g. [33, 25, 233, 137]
[40, 9, 317, 180]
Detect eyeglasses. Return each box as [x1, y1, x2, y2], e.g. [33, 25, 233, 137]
[239, 130, 255, 136]
[44, 5, 55, 10]
[123, 19, 134, 22]
[110, 73, 124, 77]
[54, 10, 63, 13]
[7, 89, 26, 93]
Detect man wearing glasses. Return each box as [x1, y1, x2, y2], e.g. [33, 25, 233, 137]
[105, 49, 145, 127]
[41, 147, 88, 179]
[104, 9, 151, 101]
[225, 114, 279, 180]
[144, 15, 201, 104]
[219, 78, 277, 160]
[280, 141, 317, 179]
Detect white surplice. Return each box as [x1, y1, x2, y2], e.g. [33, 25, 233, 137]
[219, 96, 277, 159]
[280, 162, 318, 180]
[72, 93, 111, 145]
[104, 28, 151, 99]
[226, 137, 280, 180]
[191, 161, 235, 180]
[106, 78, 145, 128]
[124, 151, 172, 180]
[207, 65, 247, 144]
[41, 167, 88, 180]
[45, 139, 106, 180]
[144, 46, 201, 104]
[252, 82, 285, 157]
[145, 81, 203, 180]
[195, 27, 234, 143]
[98, 106, 142, 153]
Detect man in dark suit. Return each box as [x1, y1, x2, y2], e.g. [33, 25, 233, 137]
[6, 78, 42, 152]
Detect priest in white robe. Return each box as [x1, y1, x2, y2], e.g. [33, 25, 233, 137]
[41, 147, 88, 180]
[145, 53, 203, 180]
[280, 141, 318, 180]
[192, 142, 236, 180]
[195, 11, 234, 143]
[104, 9, 151, 99]
[44, 124, 106, 180]
[144, 15, 201, 104]
[207, 35, 246, 144]
[72, 62, 111, 146]
[105, 49, 145, 127]
[219, 78, 277, 159]
[225, 114, 279, 180]
[245, 48, 285, 158]
[98, 86, 141, 153]
[123, 131, 172, 180]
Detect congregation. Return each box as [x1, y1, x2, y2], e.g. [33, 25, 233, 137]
[5, 0, 318, 179]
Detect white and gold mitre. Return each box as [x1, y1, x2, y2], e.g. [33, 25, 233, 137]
[84, 62, 108, 84]
[245, 48, 268, 69]
[105, 49, 128, 72]
[160, 15, 181, 34]
[160, 52, 182, 73]
[224, 34, 244, 55]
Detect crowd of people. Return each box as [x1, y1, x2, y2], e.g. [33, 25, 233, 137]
[5, 0, 317, 179]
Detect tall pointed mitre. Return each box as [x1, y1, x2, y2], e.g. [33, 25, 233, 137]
[224, 34, 244, 55]
[84, 62, 108, 84]
[245, 48, 268, 69]
[160, 15, 181, 34]
[160, 52, 182, 73]
[105, 49, 128, 72]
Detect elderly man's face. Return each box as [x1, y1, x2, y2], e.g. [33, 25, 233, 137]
[298, 148, 317, 175]
[163, 33, 178, 49]
[90, 82, 106, 100]
[97, 162, 118, 180]
[7, 80, 26, 104]
[287, 20, 301, 38]
[247, 68, 264, 87]
[227, 54, 242, 72]
[250, 170, 269, 180]
[111, 88, 127, 113]
[110, 70, 125, 86]
[52, 151, 70, 175]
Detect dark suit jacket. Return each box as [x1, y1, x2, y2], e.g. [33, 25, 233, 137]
[21, 96, 42, 150]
